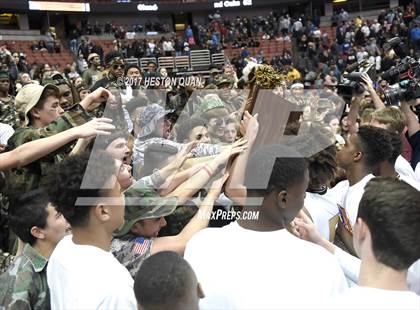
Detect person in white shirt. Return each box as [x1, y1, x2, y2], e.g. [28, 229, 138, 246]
[369, 107, 418, 182]
[294, 177, 420, 308]
[377, 130, 420, 190]
[185, 144, 348, 310]
[44, 151, 137, 309]
[332, 126, 392, 253]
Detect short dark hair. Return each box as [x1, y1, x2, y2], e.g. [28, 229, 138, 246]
[244, 145, 307, 197]
[134, 251, 196, 308]
[125, 64, 141, 75]
[8, 189, 50, 245]
[44, 151, 117, 227]
[386, 131, 402, 165]
[308, 145, 337, 189]
[357, 126, 392, 167]
[358, 178, 420, 270]
[176, 116, 207, 142]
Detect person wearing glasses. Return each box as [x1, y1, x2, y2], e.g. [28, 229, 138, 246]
[91, 51, 126, 92]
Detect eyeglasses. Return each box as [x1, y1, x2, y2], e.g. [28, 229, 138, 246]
[112, 64, 125, 70]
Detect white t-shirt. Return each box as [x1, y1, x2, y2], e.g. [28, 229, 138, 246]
[335, 247, 420, 296]
[331, 174, 375, 227]
[47, 235, 136, 310]
[304, 190, 339, 241]
[328, 286, 420, 309]
[415, 162, 420, 183]
[396, 155, 417, 183]
[399, 173, 420, 191]
[185, 222, 348, 309]
[408, 259, 420, 295]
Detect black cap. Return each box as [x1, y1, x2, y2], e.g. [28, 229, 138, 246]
[105, 51, 124, 66]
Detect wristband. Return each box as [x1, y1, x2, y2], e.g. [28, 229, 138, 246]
[203, 164, 213, 177]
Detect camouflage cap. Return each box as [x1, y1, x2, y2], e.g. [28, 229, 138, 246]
[76, 81, 89, 93]
[317, 98, 335, 110]
[42, 73, 68, 87]
[216, 75, 234, 87]
[116, 184, 178, 237]
[0, 70, 10, 80]
[199, 93, 226, 113]
[15, 83, 60, 126]
[138, 103, 174, 138]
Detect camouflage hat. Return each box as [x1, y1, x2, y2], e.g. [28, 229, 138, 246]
[216, 75, 234, 87]
[42, 73, 68, 87]
[76, 82, 89, 93]
[0, 71, 10, 80]
[138, 103, 173, 138]
[116, 184, 178, 237]
[317, 98, 334, 110]
[199, 94, 226, 113]
[15, 83, 60, 126]
[209, 68, 219, 74]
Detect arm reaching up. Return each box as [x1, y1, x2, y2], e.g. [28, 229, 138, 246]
[401, 99, 420, 137]
[151, 172, 230, 255]
[167, 138, 248, 205]
[79, 87, 114, 112]
[225, 111, 259, 205]
[0, 118, 115, 171]
[361, 73, 385, 110]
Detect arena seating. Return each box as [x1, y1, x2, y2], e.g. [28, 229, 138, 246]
[2, 40, 74, 69]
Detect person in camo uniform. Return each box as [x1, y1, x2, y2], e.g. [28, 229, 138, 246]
[3, 84, 111, 195]
[90, 51, 126, 92]
[0, 189, 69, 310]
[42, 73, 80, 111]
[216, 74, 245, 114]
[0, 71, 20, 129]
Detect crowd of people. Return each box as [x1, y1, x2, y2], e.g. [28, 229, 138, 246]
[0, 3, 420, 310]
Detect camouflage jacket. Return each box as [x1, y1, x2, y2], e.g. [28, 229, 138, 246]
[0, 244, 50, 310]
[3, 104, 91, 195]
[0, 250, 14, 275]
[0, 96, 21, 129]
[111, 234, 153, 278]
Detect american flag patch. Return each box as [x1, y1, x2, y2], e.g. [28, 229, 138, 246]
[132, 237, 150, 254]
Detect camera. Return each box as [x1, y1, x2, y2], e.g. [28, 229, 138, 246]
[337, 60, 375, 103]
[384, 80, 420, 106]
[381, 37, 420, 105]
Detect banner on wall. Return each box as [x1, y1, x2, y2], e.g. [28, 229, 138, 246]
[28, 1, 90, 12]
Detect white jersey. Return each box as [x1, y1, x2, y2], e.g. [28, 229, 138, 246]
[48, 235, 136, 309]
[304, 190, 339, 241]
[185, 222, 348, 309]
